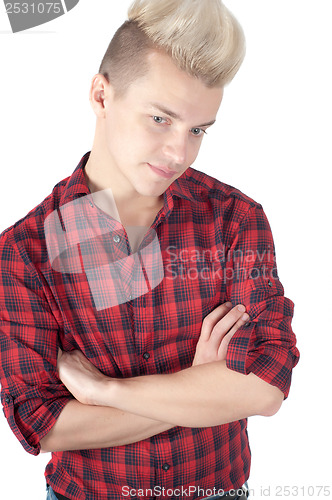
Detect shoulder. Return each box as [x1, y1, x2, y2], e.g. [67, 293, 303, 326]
[176, 166, 263, 223]
[0, 174, 70, 269]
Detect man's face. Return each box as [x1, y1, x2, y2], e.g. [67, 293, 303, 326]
[100, 50, 224, 202]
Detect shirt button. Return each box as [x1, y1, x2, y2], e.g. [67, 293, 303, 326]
[5, 395, 11, 403]
[113, 235, 121, 243]
[162, 463, 170, 471]
[268, 280, 273, 287]
[143, 352, 150, 361]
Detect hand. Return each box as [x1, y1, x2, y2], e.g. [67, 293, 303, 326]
[192, 302, 249, 366]
[57, 348, 110, 406]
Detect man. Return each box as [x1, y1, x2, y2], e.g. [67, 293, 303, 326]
[0, 1, 299, 499]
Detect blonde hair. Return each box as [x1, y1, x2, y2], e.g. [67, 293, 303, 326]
[99, 0, 245, 97]
[128, 0, 245, 87]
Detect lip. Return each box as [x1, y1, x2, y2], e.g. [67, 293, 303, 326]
[148, 163, 176, 179]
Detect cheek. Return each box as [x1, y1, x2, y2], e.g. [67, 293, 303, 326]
[112, 116, 157, 146]
[188, 139, 204, 163]
[104, 119, 132, 155]
[133, 127, 162, 156]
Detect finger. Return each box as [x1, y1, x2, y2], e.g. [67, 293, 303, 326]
[209, 305, 247, 348]
[200, 302, 233, 341]
[217, 312, 250, 358]
[221, 312, 250, 344]
[212, 305, 247, 337]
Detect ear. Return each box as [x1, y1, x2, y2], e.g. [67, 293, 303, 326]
[89, 74, 114, 118]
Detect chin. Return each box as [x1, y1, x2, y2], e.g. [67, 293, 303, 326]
[141, 187, 166, 199]
[135, 179, 168, 198]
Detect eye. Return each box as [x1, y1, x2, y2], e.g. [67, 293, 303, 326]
[191, 127, 207, 137]
[153, 116, 167, 124]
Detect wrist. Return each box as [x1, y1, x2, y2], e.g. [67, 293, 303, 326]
[95, 376, 121, 407]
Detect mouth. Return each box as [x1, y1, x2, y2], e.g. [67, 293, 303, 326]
[148, 163, 176, 179]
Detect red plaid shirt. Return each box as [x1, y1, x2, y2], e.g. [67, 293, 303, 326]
[0, 152, 299, 499]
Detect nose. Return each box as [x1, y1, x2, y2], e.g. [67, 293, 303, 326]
[162, 133, 188, 166]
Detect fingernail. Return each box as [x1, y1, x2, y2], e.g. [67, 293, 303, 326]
[242, 313, 249, 321]
[237, 304, 246, 313]
[225, 302, 232, 308]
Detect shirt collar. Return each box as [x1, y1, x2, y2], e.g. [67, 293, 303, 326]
[59, 152, 198, 216]
[59, 151, 91, 207]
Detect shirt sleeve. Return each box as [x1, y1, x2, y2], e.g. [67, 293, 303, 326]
[224, 204, 299, 398]
[0, 229, 73, 455]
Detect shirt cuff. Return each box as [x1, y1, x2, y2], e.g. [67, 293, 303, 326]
[1, 388, 72, 455]
[225, 294, 299, 398]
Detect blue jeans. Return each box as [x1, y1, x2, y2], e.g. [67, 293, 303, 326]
[46, 483, 249, 499]
[46, 484, 58, 500]
[202, 482, 249, 499]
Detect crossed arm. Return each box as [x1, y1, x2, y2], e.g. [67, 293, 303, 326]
[40, 302, 283, 453]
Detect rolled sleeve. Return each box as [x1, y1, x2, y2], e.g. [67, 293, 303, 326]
[0, 230, 72, 455]
[224, 204, 299, 398]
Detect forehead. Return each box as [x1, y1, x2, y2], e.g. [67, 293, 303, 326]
[125, 50, 224, 121]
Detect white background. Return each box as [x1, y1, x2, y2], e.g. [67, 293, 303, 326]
[0, 1, 331, 499]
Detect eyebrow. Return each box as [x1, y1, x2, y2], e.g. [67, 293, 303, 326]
[149, 102, 216, 128]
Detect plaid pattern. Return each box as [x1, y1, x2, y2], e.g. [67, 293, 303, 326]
[0, 152, 299, 500]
